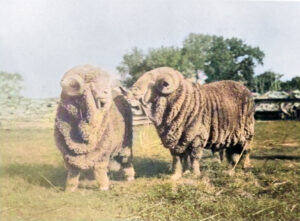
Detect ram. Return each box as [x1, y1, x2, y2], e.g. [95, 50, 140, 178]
[121, 67, 254, 179]
[55, 65, 134, 191]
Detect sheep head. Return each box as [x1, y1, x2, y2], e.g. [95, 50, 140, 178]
[60, 64, 112, 112]
[121, 67, 183, 109]
[58, 65, 114, 150]
[89, 77, 112, 111]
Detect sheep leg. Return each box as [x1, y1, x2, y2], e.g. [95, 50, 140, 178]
[190, 148, 203, 177]
[218, 148, 225, 163]
[191, 157, 200, 177]
[65, 167, 80, 192]
[171, 155, 183, 180]
[225, 143, 250, 175]
[211, 149, 223, 163]
[242, 143, 252, 169]
[225, 148, 238, 167]
[119, 147, 135, 181]
[231, 142, 250, 170]
[94, 161, 110, 191]
[231, 153, 241, 167]
[223, 148, 236, 176]
[182, 152, 191, 174]
[242, 149, 251, 169]
[122, 163, 135, 181]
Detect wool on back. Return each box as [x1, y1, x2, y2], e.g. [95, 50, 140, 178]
[152, 80, 255, 153]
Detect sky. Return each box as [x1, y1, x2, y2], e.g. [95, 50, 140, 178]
[0, 0, 300, 98]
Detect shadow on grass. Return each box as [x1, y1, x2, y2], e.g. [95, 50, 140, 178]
[2, 157, 171, 189]
[3, 163, 66, 190]
[251, 155, 300, 160]
[133, 157, 171, 178]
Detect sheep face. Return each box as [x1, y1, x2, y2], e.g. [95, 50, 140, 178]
[121, 67, 184, 117]
[121, 73, 157, 106]
[90, 79, 112, 111]
[121, 67, 183, 113]
[60, 65, 112, 112]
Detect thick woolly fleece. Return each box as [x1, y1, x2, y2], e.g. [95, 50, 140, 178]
[54, 68, 133, 170]
[131, 67, 255, 159]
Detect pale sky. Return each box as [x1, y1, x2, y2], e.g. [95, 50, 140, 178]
[0, 0, 299, 98]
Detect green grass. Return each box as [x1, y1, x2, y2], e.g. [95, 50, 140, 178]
[0, 121, 300, 221]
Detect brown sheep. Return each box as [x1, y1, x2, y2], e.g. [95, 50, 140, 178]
[121, 67, 255, 179]
[55, 64, 135, 191]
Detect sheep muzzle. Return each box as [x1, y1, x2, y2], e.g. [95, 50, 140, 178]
[95, 98, 110, 110]
[90, 86, 112, 111]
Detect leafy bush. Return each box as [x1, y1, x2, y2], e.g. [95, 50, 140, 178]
[0, 71, 23, 99]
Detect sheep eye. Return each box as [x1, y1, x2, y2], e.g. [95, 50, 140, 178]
[162, 81, 169, 87]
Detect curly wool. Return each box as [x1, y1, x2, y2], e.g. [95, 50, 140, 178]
[55, 94, 132, 170]
[54, 67, 133, 170]
[132, 68, 255, 157]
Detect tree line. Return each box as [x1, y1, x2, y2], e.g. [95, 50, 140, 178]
[1, 34, 299, 99]
[117, 33, 300, 94]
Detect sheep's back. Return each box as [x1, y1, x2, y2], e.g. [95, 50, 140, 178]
[198, 80, 255, 148]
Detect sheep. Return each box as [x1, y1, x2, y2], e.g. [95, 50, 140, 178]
[121, 67, 255, 180]
[55, 64, 135, 191]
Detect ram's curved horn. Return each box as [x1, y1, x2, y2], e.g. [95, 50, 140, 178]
[156, 70, 183, 95]
[60, 74, 84, 96]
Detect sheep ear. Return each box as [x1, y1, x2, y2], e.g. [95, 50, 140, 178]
[119, 86, 128, 96]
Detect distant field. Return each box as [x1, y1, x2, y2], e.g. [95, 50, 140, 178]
[0, 121, 300, 221]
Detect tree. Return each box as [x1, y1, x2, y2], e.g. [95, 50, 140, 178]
[281, 76, 300, 92]
[145, 47, 194, 78]
[0, 71, 23, 99]
[204, 37, 264, 90]
[254, 71, 283, 94]
[117, 34, 265, 89]
[117, 48, 146, 87]
[117, 46, 194, 87]
[182, 33, 214, 78]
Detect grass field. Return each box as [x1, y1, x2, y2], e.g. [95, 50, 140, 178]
[0, 121, 300, 221]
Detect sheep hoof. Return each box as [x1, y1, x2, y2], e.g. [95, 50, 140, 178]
[65, 186, 78, 192]
[171, 173, 182, 180]
[216, 158, 223, 164]
[123, 167, 135, 181]
[99, 186, 109, 191]
[192, 167, 201, 177]
[126, 176, 135, 182]
[183, 170, 191, 175]
[192, 172, 201, 178]
[243, 162, 252, 170]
